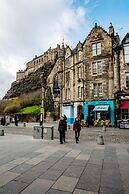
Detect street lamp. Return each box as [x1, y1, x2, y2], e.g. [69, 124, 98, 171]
[40, 73, 45, 139]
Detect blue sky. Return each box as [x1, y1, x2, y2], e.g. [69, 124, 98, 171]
[70, 0, 129, 45]
[0, 0, 129, 98]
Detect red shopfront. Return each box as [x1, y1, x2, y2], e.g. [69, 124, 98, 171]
[121, 100, 129, 120]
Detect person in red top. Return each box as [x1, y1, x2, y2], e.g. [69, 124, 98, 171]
[73, 117, 82, 143]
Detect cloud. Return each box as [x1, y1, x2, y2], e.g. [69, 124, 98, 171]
[0, 0, 88, 99]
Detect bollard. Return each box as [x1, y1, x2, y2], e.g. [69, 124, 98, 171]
[68, 125, 70, 130]
[97, 135, 104, 145]
[23, 122, 26, 127]
[51, 126, 54, 140]
[103, 125, 106, 131]
[0, 130, 4, 136]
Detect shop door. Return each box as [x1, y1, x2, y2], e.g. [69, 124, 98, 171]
[88, 105, 94, 126]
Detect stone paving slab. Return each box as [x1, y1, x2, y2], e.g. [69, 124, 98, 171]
[52, 176, 78, 192]
[9, 157, 29, 165]
[39, 169, 63, 181]
[0, 163, 17, 175]
[63, 165, 84, 178]
[10, 163, 33, 174]
[20, 178, 54, 194]
[0, 180, 28, 194]
[99, 187, 125, 194]
[0, 171, 19, 187]
[77, 163, 102, 192]
[73, 189, 98, 194]
[46, 189, 72, 194]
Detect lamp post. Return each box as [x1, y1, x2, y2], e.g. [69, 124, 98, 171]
[40, 73, 45, 139]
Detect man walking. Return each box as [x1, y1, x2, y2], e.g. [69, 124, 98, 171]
[58, 116, 67, 144]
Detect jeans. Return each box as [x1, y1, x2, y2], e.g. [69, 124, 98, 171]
[75, 131, 80, 143]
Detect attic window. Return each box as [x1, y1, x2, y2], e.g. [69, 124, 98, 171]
[92, 42, 101, 56]
[124, 44, 129, 64]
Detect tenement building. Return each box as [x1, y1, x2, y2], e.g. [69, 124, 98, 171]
[15, 23, 129, 126]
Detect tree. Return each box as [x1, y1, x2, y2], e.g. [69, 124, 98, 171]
[44, 87, 54, 112]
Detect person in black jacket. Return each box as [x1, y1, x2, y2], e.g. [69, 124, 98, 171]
[58, 116, 67, 144]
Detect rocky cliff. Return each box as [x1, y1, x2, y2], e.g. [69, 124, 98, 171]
[3, 62, 55, 99]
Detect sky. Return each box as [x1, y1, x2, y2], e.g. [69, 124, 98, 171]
[0, 0, 129, 99]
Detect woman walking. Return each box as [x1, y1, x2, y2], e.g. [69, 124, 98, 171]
[73, 117, 82, 143]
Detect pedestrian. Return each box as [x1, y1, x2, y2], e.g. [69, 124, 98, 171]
[58, 116, 67, 144]
[86, 116, 89, 127]
[73, 117, 82, 143]
[15, 115, 18, 126]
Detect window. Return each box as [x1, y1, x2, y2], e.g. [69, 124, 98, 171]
[93, 83, 98, 96]
[81, 87, 84, 98]
[78, 86, 81, 98]
[65, 57, 71, 67]
[93, 83, 103, 97]
[126, 73, 129, 87]
[92, 62, 97, 74]
[78, 66, 81, 79]
[66, 89, 67, 99]
[98, 83, 103, 95]
[92, 61, 102, 75]
[122, 109, 129, 120]
[66, 71, 70, 86]
[92, 42, 101, 56]
[68, 88, 70, 99]
[124, 44, 129, 64]
[76, 52, 80, 62]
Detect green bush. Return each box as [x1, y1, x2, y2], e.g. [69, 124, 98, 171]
[18, 105, 40, 115]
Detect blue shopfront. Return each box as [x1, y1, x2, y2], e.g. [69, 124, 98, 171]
[84, 100, 115, 126]
[62, 102, 74, 124]
[61, 102, 84, 124]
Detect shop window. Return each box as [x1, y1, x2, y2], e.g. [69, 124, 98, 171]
[122, 109, 129, 120]
[92, 61, 102, 75]
[126, 73, 129, 87]
[124, 44, 129, 64]
[92, 42, 101, 56]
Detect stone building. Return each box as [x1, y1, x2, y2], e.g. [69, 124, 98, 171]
[10, 23, 129, 125]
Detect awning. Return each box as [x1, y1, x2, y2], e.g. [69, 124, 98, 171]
[93, 105, 109, 112]
[121, 101, 129, 109]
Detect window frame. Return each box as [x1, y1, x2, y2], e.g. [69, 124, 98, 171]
[92, 61, 102, 75]
[124, 44, 129, 64]
[93, 83, 103, 97]
[92, 42, 102, 56]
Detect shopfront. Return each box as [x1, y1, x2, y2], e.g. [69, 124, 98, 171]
[61, 102, 84, 124]
[62, 102, 74, 124]
[84, 100, 115, 126]
[121, 100, 129, 120]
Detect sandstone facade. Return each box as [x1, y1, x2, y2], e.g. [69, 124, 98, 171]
[3, 23, 129, 122]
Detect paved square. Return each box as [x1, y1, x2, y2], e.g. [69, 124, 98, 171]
[0, 134, 129, 194]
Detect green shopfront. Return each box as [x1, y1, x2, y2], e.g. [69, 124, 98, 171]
[84, 100, 115, 126]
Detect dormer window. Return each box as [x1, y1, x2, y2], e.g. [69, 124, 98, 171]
[92, 42, 101, 56]
[124, 44, 129, 64]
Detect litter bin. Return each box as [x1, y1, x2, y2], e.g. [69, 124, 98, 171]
[33, 126, 43, 139]
[0, 130, 4, 136]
